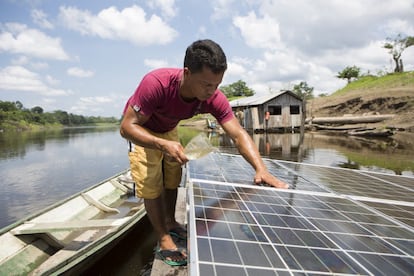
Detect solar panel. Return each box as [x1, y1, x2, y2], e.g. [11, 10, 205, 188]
[186, 153, 414, 275]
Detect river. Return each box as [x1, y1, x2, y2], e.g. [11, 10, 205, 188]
[0, 126, 413, 273]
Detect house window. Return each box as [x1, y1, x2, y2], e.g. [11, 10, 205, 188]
[290, 105, 300, 114]
[268, 105, 281, 115]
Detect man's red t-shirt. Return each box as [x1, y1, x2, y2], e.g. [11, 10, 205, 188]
[124, 68, 234, 133]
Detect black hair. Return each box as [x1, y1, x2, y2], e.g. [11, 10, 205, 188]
[184, 39, 227, 74]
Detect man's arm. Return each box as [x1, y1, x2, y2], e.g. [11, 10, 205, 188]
[221, 117, 288, 189]
[120, 105, 188, 164]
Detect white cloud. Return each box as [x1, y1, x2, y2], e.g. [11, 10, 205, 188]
[80, 96, 112, 104]
[67, 67, 94, 78]
[45, 75, 60, 85]
[144, 59, 170, 69]
[196, 26, 207, 37]
[70, 96, 114, 115]
[147, 0, 178, 18]
[0, 66, 68, 96]
[30, 61, 49, 70]
[59, 5, 178, 46]
[227, 61, 247, 76]
[31, 9, 54, 29]
[0, 23, 69, 60]
[11, 56, 49, 70]
[11, 55, 30, 65]
[228, 0, 414, 96]
[257, 0, 414, 54]
[233, 12, 281, 49]
[382, 19, 414, 37]
[224, 57, 253, 83]
[211, 0, 236, 21]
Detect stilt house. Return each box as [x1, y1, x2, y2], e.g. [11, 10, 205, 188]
[230, 90, 304, 133]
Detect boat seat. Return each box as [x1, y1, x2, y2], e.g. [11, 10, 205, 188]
[81, 193, 120, 213]
[110, 179, 135, 196]
[10, 217, 132, 236]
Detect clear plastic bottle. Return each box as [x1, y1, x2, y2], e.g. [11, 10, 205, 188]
[184, 133, 217, 160]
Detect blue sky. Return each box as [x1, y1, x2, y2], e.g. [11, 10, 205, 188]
[1, 0, 413, 117]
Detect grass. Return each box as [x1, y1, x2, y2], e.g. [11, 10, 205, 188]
[333, 71, 414, 96]
[345, 150, 414, 174]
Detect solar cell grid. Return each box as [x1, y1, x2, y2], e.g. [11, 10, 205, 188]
[187, 153, 414, 275]
[277, 160, 414, 202]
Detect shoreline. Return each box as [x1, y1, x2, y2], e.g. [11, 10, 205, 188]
[180, 115, 414, 133]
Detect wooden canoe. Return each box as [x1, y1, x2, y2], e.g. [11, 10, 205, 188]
[0, 170, 146, 275]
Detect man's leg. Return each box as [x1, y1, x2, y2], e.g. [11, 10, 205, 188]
[144, 196, 177, 250]
[128, 141, 183, 253]
[164, 188, 182, 230]
[162, 128, 186, 234]
[144, 195, 187, 264]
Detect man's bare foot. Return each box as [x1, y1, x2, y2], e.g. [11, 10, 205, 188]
[167, 223, 187, 240]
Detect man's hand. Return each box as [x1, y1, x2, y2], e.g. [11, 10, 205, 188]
[254, 171, 289, 189]
[161, 140, 189, 165]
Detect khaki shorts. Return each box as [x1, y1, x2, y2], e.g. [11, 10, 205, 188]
[128, 128, 182, 199]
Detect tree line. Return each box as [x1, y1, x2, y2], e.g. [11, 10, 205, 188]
[220, 79, 316, 101]
[0, 100, 119, 130]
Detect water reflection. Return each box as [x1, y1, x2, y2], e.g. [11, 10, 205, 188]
[0, 126, 123, 160]
[1, 127, 413, 230]
[1, 126, 413, 274]
[196, 129, 414, 176]
[0, 126, 130, 229]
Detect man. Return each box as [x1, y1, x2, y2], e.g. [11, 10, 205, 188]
[235, 108, 244, 127]
[120, 39, 288, 266]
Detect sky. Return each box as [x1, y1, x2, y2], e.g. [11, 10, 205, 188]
[1, 0, 413, 118]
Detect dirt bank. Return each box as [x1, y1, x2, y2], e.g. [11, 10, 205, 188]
[307, 87, 414, 132]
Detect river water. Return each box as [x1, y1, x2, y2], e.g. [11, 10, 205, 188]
[0, 126, 413, 273]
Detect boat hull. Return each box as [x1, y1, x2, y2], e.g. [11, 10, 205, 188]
[0, 170, 146, 276]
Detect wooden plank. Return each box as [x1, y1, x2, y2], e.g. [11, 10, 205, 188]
[0, 238, 53, 275]
[0, 232, 36, 260]
[32, 196, 90, 223]
[150, 187, 188, 276]
[31, 207, 147, 275]
[11, 217, 132, 235]
[29, 229, 111, 275]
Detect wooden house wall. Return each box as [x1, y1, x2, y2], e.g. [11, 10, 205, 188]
[266, 94, 303, 129]
[240, 94, 303, 131]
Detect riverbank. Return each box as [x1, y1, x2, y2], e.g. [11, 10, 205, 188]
[307, 74, 414, 132]
[0, 122, 120, 133]
[180, 113, 413, 133]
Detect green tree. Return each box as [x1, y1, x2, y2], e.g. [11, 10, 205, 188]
[15, 101, 24, 110]
[0, 101, 19, 112]
[337, 66, 361, 83]
[292, 81, 314, 100]
[31, 106, 44, 114]
[383, 34, 414, 73]
[53, 110, 70, 125]
[1, 100, 120, 130]
[220, 80, 255, 97]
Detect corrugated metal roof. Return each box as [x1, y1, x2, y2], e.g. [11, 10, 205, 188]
[229, 90, 299, 107]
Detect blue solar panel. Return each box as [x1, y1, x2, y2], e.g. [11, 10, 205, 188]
[186, 153, 414, 275]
